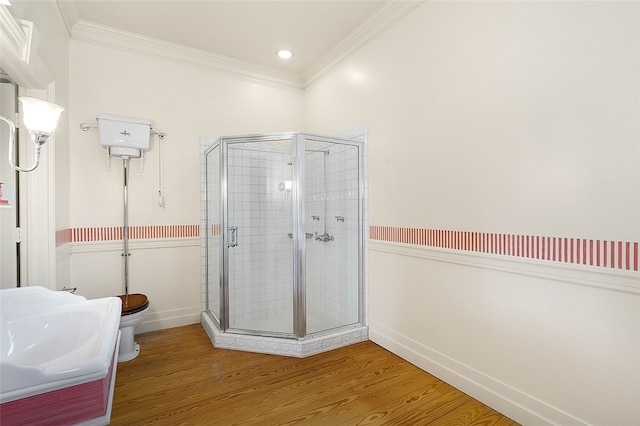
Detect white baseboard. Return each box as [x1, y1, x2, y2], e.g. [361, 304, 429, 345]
[135, 306, 201, 334]
[369, 321, 588, 426]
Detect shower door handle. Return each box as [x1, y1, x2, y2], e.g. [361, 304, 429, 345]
[228, 226, 238, 248]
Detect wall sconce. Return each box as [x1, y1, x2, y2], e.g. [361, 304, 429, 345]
[0, 96, 64, 172]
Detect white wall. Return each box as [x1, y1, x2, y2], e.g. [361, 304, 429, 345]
[5, 0, 71, 288]
[305, 1, 639, 425]
[68, 39, 304, 332]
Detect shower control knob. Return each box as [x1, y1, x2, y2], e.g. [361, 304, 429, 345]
[315, 233, 334, 242]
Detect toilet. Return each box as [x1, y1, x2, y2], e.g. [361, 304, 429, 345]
[117, 293, 149, 362]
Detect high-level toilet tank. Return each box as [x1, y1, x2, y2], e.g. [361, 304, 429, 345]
[0, 286, 122, 425]
[97, 113, 151, 158]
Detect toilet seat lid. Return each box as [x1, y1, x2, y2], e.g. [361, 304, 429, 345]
[118, 293, 149, 315]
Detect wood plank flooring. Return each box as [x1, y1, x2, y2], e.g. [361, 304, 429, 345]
[111, 325, 519, 425]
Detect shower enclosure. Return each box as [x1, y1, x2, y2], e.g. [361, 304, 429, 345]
[200, 132, 367, 356]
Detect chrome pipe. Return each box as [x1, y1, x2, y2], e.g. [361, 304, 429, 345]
[123, 157, 130, 296]
[80, 121, 166, 139]
[2, 116, 44, 173]
[79, 122, 97, 131]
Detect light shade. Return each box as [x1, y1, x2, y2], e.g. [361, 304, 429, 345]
[19, 96, 64, 134]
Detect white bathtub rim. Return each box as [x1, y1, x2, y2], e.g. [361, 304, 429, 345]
[0, 287, 122, 403]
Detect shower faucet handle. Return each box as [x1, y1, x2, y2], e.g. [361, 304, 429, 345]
[228, 226, 238, 247]
[315, 232, 334, 242]
[311, 215, 320, 221]
[335, 216, 344, 222]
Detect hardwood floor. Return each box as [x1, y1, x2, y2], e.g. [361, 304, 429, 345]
[111, 325, 518, 425]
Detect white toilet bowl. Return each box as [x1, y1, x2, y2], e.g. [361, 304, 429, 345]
[117, 293, 149, 362]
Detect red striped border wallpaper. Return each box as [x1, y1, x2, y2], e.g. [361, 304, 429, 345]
[56, 225, 200, 246]
[56, 228, 72, 247]
[370, 226, 639, 272]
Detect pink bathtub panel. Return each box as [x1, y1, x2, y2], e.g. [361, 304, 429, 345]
[0, 348, 117, 426]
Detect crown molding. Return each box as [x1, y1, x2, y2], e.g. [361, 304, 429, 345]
[302, 0, 425, 88]
[55, 0, 78, 38]
[70, 20, 304, 90]
[67, 1, 425, 91]
[0, 5, 52, 89]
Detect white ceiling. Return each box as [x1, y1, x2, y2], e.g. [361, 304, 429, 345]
[57, 0, 394, 77]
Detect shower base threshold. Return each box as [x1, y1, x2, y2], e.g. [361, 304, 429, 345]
[201, 313, 368, 357]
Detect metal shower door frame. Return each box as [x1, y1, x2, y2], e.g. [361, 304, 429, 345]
[203, 140, 222, 330]
[299, 133, 365, 334]
[220, 132, 300, 337]
[212, 131, 365, 339]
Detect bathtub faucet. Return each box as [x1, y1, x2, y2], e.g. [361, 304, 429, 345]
[61, 286, 77, 294]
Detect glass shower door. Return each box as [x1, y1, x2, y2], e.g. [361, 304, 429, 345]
[223, 137, 295, 336]
[304, 136, 362, 335]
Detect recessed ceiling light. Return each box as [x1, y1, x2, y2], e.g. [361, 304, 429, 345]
[277, 50, 293, 60]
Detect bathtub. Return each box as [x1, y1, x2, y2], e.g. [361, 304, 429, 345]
[0, 286, 122, 425]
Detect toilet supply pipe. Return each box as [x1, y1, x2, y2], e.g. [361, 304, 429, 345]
[123, 157, 131, 296]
